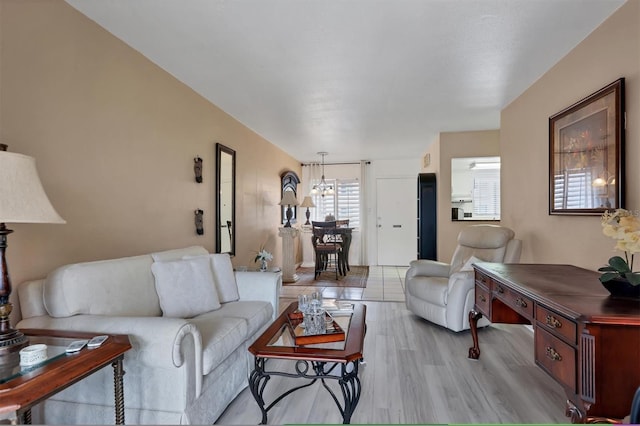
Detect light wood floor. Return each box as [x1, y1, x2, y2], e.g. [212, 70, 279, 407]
[217, 301, 569, 424]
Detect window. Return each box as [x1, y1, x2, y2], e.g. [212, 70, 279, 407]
[472, 169, 500, 218]
[451, 156, 501, 220]
[311, 178, 360, 227]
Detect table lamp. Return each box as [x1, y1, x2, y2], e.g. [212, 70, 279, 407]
[300, 196, 315, 225]
[278, 191, 299, 227]
[0, 145, 65, 366]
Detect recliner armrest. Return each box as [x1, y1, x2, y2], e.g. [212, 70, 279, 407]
[407, 259, 451, 280]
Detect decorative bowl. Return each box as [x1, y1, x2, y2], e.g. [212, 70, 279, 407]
[19, 344, 48, 367]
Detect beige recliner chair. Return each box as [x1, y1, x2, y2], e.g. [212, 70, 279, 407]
[405, 224, 522, 332]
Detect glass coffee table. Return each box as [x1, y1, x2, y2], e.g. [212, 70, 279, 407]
[248, 301, 366, 424]
[0, 329, 131, 424]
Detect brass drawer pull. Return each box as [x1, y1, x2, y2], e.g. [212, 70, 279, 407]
[546, 315, 562, 328]
[515, 297, 528, 308]
[545, 346, 562, 362]
[497, 286, 504, 294]
[479, 294, 486, 303]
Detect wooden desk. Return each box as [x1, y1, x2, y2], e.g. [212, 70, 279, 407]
[469, 263, 640, 424]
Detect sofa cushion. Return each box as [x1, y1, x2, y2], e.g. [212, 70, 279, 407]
[407, 276, 448, 306]
[151, 257, 221, 318]
[151, 246, 209, 262]
[217, 300, 273, 336]
[188, 312, 248, 375]
[44, 254, 160, 318]
[185, 254, 240, 303]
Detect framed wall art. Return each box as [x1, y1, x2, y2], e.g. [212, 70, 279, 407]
[549, 78, 625, 215]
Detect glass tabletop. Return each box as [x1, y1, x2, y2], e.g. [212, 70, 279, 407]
[267, 314, 352, 350]
[0, 335, 83, 385]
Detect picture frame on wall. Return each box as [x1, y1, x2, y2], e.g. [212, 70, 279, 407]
[549, 78, 625, 215]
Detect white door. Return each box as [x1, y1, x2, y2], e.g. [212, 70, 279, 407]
[376, 177, 416, 266]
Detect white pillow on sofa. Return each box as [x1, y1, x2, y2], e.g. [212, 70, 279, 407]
[184, 254, 240, 303]
[151, 256, 221, 318]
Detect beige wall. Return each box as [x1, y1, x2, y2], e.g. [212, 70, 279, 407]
[0, 0, 301, 320]
[501, 0, 639, 270]
[437, 130, 501, 260]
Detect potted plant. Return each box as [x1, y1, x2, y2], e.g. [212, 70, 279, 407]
[598, 209, 640, 298]
[254, 248, 273, 272]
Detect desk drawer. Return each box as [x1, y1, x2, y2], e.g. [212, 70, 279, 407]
[475, 270, 492, 288]
[536, 305, 577, 345]
[493, 283, 534, 320]
[535, 327, 576, 392]
[474, 284, 491, 316]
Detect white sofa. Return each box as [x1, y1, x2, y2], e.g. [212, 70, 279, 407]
[16, 246, 281, 425]
[405, 225, 521, 332]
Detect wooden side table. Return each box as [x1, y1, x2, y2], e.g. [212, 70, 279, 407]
[0, 329, 131, 424]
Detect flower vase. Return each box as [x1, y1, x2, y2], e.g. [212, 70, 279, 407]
[601, 277, 640, 299]
[259, 259, 268, 272]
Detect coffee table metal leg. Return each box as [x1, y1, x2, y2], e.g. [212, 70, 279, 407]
[112, 357, 126, 425]
[249, 358, 362, 424]
[249, 357, 271, 424]
[339, 361, 361, 424]
[319, 360, 361, 424]
[250, 358, 319, 424]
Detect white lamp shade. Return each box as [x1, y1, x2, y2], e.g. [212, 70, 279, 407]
[278, 190, 299, 206]
[0, 151, 65, 224]
[300, 196, 315, 208]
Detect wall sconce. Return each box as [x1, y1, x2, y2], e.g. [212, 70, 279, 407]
[194, 209, 204, 235]
[194, 156, 203, 183]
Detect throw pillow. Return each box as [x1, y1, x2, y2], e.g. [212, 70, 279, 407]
[150, 246, 208, 262]
[460, 255, 483, 272]
[151, 257, 221, 318]
[184, 254, 240, 303]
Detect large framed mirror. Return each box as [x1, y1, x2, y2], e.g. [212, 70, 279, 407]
[280, 171, 300, 226]
[215, 143, 235, 255]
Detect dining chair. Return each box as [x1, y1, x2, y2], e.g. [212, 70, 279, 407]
[334, 219, 350, 273]
[311, 221, 343, 279]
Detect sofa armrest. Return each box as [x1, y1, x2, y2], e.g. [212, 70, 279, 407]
[406, 260, 451, 280]
[17, 279, 47, 319]
[16, 314, 202, 389]
[235, 271, 282, 320]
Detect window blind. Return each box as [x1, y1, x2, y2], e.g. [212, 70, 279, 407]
[553, 169, 595, 209]
[311, 178, 360, 227]
[472, 169, 500, 218]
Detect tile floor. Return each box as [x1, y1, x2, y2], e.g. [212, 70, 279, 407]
[280, 265, 408, 308]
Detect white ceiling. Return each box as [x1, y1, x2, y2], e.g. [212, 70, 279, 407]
[65, 0, 625, 163]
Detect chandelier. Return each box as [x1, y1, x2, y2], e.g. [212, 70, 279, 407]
[311, 152, 334, 197]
